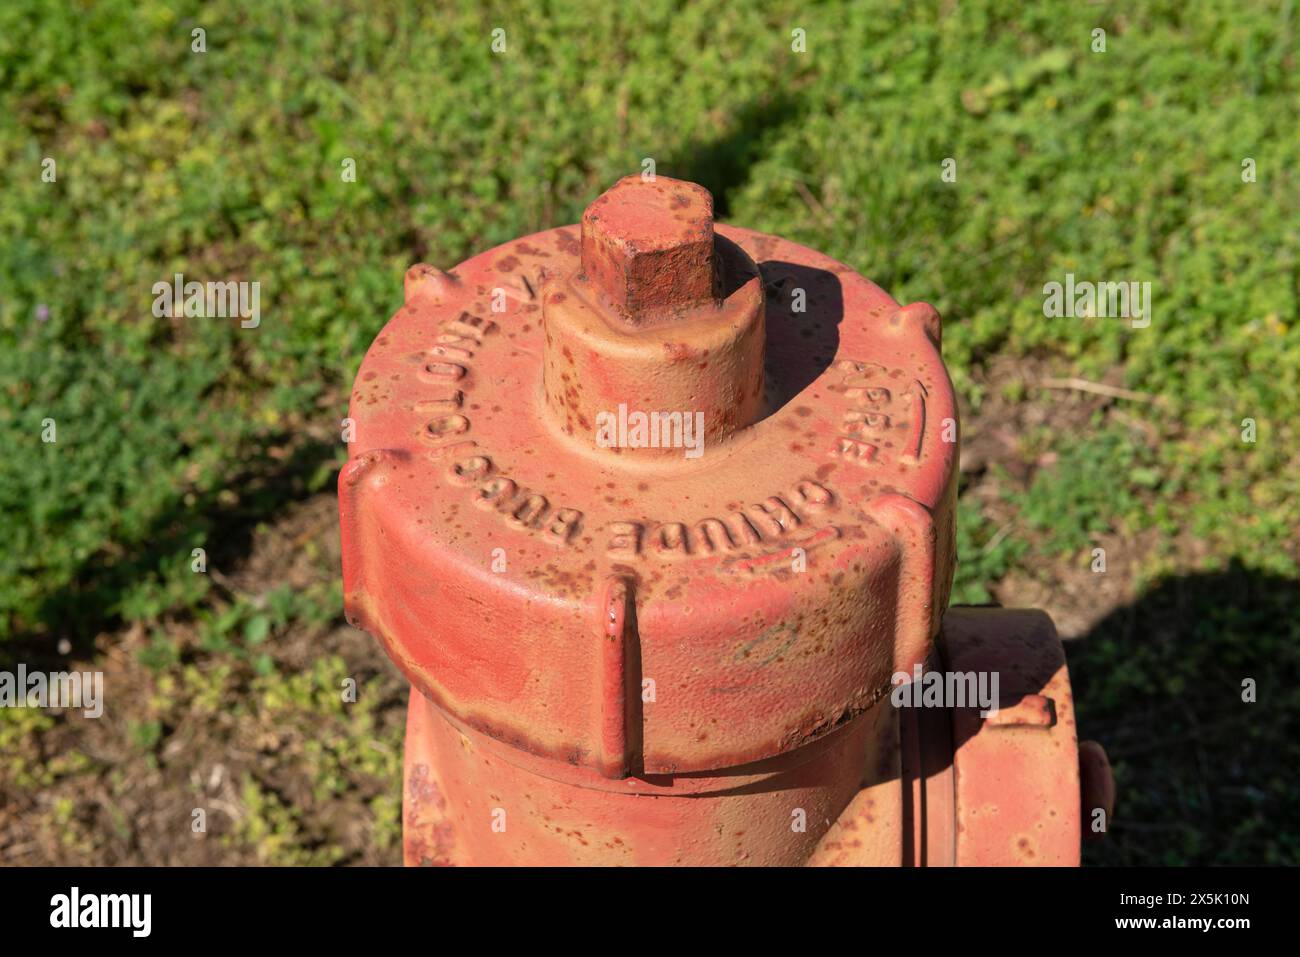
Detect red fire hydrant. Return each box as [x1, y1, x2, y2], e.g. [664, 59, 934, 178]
[339, 175, 1114, 865]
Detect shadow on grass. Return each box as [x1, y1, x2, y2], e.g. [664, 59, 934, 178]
[1, 436, 341, 671]
[669, 92, 801, 218]
[1069, 560, 1300, 865]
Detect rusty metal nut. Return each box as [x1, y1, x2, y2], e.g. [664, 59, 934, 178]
[580, 175, 717, 325]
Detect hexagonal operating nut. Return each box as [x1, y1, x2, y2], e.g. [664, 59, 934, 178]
[579, 175, 718, 326]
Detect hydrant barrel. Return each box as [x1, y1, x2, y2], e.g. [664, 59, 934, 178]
[339, 175, 1110, 866]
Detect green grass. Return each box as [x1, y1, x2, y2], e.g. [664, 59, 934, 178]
[1, 0, 1297, 864]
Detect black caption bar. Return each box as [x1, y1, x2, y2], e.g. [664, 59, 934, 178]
[0, 866, 1287, 944]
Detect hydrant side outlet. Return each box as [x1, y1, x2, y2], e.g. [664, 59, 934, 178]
[339, 175, 1109, 866]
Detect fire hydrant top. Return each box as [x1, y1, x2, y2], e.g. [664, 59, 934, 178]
[340, 174, 959, 778]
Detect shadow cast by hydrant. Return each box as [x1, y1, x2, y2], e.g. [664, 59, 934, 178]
[755, 260, 844, 419]
[1064, 560, 1300, 866]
